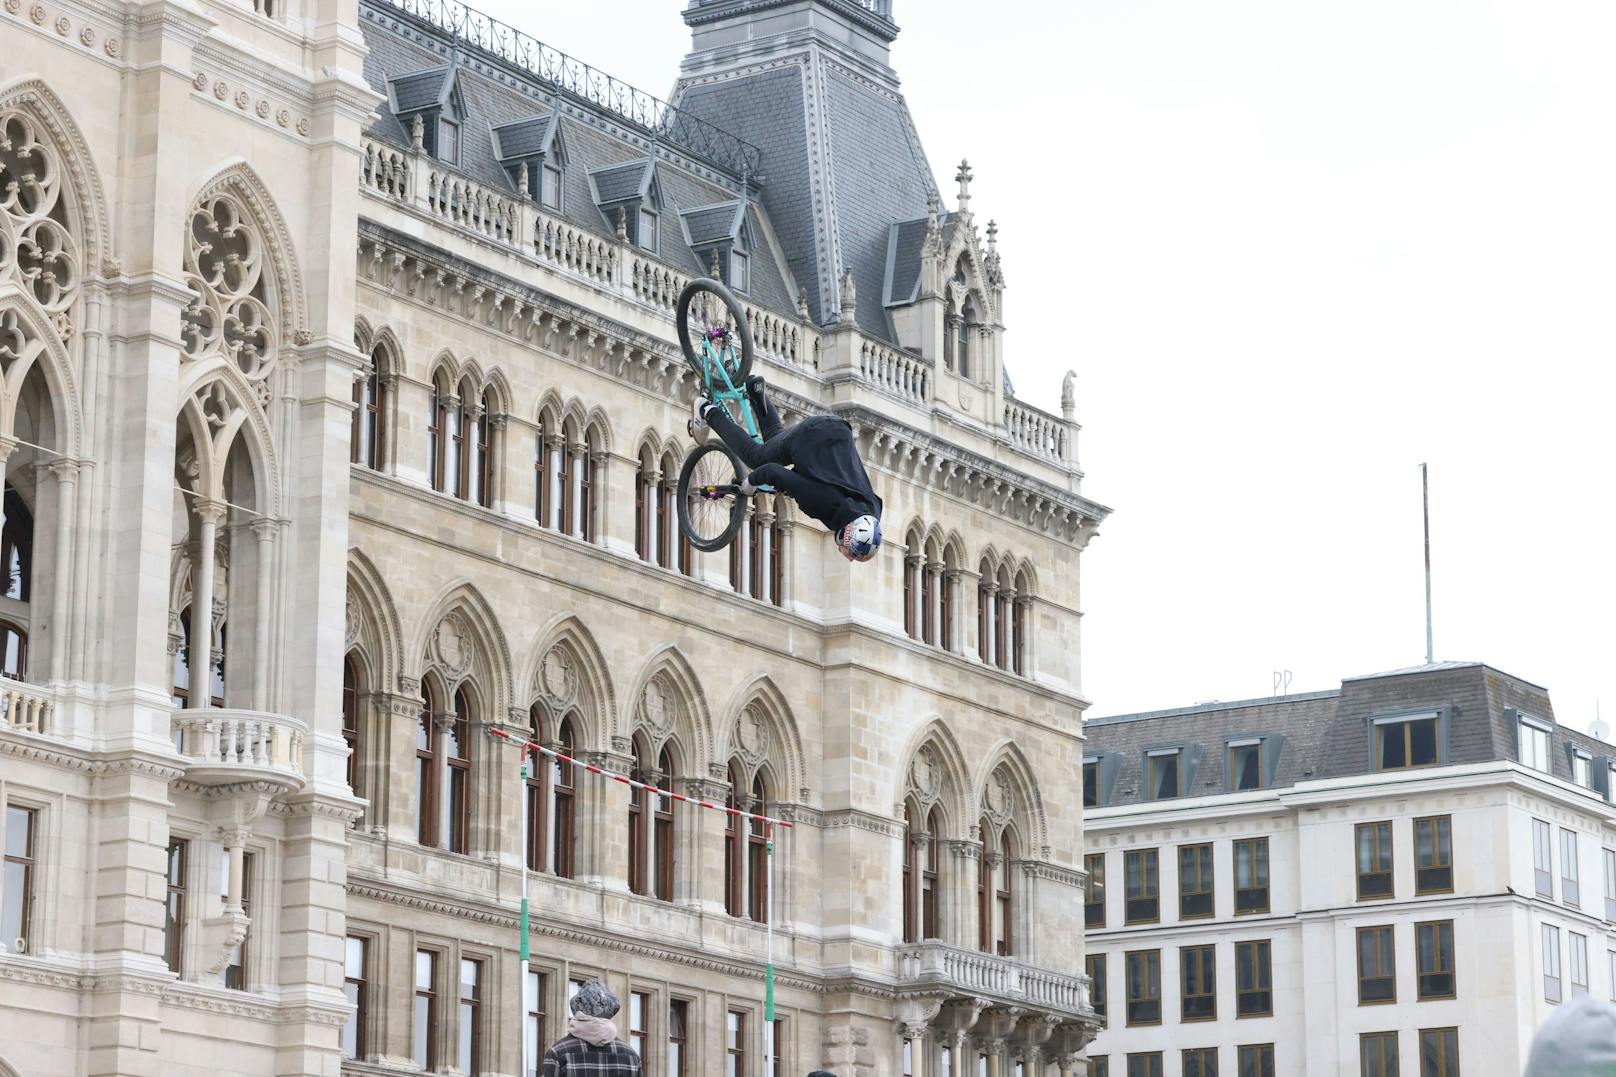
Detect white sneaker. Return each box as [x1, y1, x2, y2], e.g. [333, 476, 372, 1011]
[688, 396, 711, 443]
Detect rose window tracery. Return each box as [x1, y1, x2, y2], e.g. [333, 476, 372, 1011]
[0, 110, 80, 334]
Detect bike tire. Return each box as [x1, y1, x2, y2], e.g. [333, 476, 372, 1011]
[676, 442, 749, 552]
[675, 277, 755, 388]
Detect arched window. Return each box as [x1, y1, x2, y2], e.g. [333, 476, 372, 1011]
[902, 802, 918, 943]
[958, 297, 976, 380]
[628, 738, 648, 895]
[977, 820, 1016, 956]
[534, 415, 553, 529]
[342, 656, 362, 798]
[943, 297, 956, 371]
[996, 832, 1015, 956]
[731, 499, 783, 604]
[977, 820, 994, 953]
[995, 566, 1013, 672]
[922, 807, 942, 940]
[551, 717, 576, 878]
[2, 485, 33, 602]
[940, 546, 959, 653]
[725, 763, 744, 918]
[654, 747, 676, 901]
[977, 559, 995, 665]
[525, 705, 548, 872]
[1012, 570, 1030, 676]
[580, 422, 603, 543]
[429, 372, 453, 493]
[416, 682, 439, 846]
[352, 347, 384, 469]
[635, 449, 654, 562]
[476, 387, 497, 508]
[171, 608, 224, 707]
[657, 452, 678, 571]
[0, 620, 26, 681]
[921, 545, 937, 646]
[445, 688, 472, 853]
[560, 418, 579, 537]
[903, 529, 922, 639]
[747, 773, 770, 923]
[449, 380, 471, 500]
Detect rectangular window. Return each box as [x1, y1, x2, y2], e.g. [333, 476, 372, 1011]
[1357, 821, 1394, 900]
[414, 949, 439, 1069]
[527, 970, 549, 1075]
[668, 999, 688, 1077]
[729, 250, 750, 293]
[768, 1017, 784, 1077]
[1418, 1028, 1458, 1077]
[1357, 925, 1396, 1004]
[628, 991, 649, 1058]
[1124, 849, 1159, 924]
[541, 164, 562, 211]
[1089, 1059, 1108, 1077]
[1234, 837, 1270, 914]
[1605, 849, 1616, 921]
[1181, 944, 1216, 1021]
[1519, 718, 1551, 772]
[457, 958, 482, 1075]
[164, 839, 188, 974]
[1563, 829, 1581, 906]
[1237, 1045, 1276, 1077]
[439, 118, 460, 164]
[1146, 750, 1179, 800]
[1574, 751, 1593, 788]
[1416, 920, 1456, 1000]
[727, 1010, 747, 1077]
[1126, 1054, 1163, 1077]
[1375, 713, 1439, 770]
[1229, 739, 1262, 790]
[223, 851, 255, 990]
[1085, 853, 1106, 928]
[1360, 1032, 1399, 1077]
[638, 208, 658, 252]
[1415, 816, 1453, 895]
[1183, 1048, 1218, 1077]
[342, 936, 368, 1060]
[1083, 761, 1099, 808]
[1570, 932, 1589, 997]
[1534, 819, 1554, 897]
[1611, 952, 1616, 1003]
[1124, 949, 1162, 1025]
[1543, 923, 1562, 1003]
[2, 806, 37, 954]
[1179, 843, 1214, 919]
[1236, 940, 1273, 1016]
[1086, 953, 1107, 1021]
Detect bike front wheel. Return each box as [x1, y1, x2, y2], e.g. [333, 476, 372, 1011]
[675, 277, 755, 389]
[676, 442, 749, 552]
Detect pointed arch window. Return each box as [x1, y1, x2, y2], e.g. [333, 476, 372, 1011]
[996, 832, 1015, 956]
[429, 373, 455, 494]
[0, 621, 26, 682]
[725, 763, 744, 917]
[635, 451, 654, 562]
[476, 388, 497, 509]
[658, 454, 679, 570]
[444, 688, 472, 854]
[958, 297, 977, 381]
[416, 682, 439, 846]
[747, 773, 771, 923]
[977, 820, 1016, 955]
[551, 717, 576, 878]
[943, 297, 957, 371]
[654, 747, 676, 901]
[903, 802, 918, 943]
[451, 379, 474, 501]
[342, 656, 362, 797]
[535, 414, 556, 530]
[922, 807, 942, 939]
[352, 347, 385, 469]
[977, 561, 995, 665]
[977, 821, 993, 953]
[628, 739, 648, 895]
[725, 763, 773, 922]
[525, 705, 549, 872]
[172, 608, 223, 707]
[2, 485, 33, 602]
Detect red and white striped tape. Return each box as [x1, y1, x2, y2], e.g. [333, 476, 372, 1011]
[487, 726, 794, 830]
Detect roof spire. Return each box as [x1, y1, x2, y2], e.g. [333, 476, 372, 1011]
[838, 268, 858, 326]
[955, 159, 973, 217]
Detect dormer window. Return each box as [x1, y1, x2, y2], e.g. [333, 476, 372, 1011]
[637, 207, 658, 252]
[729, 249, 749, 292]
[590, 159, 662, 254]
[388, 64, 465, 166]
[492, 115, 566, 211]
[683, 201, 755, 293]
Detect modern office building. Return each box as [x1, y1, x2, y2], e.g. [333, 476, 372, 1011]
[0, 0, 1106, 1074]
[1081, 661, 1614, 1077]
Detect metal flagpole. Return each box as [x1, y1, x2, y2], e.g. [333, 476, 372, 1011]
[1422, 463, 1434, 665]
[764, 821, 775, 1073]
[520, 754, 531, 1077]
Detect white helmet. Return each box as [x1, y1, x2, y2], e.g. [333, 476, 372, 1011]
[840, 515, 883, 561]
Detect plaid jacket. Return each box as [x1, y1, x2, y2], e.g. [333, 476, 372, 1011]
[539, 1035, 644, 1077]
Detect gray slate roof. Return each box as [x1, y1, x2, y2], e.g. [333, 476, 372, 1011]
[681, 201, 743, 247]
[490, 114, 557, 161]
[591, 160, 654, 205]
[390, 65, 452, 113]
[1084, 662, 1601, 808]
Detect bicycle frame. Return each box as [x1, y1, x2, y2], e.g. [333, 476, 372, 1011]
[695, 330, 775, 491]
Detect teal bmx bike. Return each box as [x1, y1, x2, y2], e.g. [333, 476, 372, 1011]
[674, 276, 771, 551]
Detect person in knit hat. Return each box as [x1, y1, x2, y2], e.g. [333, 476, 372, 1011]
[539, 979, 642, 1076]
[1524, 995, 1616, 1076]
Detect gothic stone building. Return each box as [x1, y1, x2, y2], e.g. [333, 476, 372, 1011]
[0, 0, 1107, 1075]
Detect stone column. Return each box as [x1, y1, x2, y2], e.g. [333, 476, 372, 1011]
[682, 775, 728, 914]
[589, 448, 611, 545]
[757, 499, 776, 604]
[250, 517, 278, 710]
[950, 840, 982, 951]
[486, 412, 507, 511]
[926, 560, 944, 644]
[379, 371, 401, 475]
[943, 569, 964, 653]
[898, 1022, 930, 1077]
[375, 689, 422, 841]
[46, 459, 79, 683]
[187, 498, 227, 708]
[774, 518, 797, 609]
[543, 433, 564, 529]
[904, 552, 922, 636]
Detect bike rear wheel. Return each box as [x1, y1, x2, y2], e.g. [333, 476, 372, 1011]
[675, 277, 755, 389]
[677, 442, 749, 551]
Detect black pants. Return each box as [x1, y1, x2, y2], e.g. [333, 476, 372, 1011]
[705, 386, 801, 469]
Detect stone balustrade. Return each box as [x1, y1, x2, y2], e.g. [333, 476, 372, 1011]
[172, 708, 307, 789]
[0, 678, 55, 736]
[897, 939, 1093, 1020]
[535, 209, 616, 285]
[1004, 398, 1068, 464]
[860, 339, 930, 404]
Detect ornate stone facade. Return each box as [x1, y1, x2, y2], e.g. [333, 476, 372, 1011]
[0, 1, 1106, 1075]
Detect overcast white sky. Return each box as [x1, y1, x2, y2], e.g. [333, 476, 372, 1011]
[470, 0, 1616, 727]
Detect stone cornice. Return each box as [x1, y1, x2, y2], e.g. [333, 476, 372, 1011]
[1020, 860, 1085, 887]
[820, 807, 904, 838]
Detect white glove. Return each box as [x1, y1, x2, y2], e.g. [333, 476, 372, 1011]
[739, 475, 758, 496]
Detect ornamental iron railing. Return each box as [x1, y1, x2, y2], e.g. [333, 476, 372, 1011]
[371, 0, 763, 177]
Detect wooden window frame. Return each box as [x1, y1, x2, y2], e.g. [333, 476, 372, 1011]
[1124, 1052, 1163, 1077]
[534, 431, 549, 527]
[342, 934, 370, 1060]
[726, 1009, 747, 1077]
[1234, 837, 1270, 914]
[921, 808, 940, 940]
[1181, 1048, 1217, 1077]
[414, 949, 440, 1070]
[902, 804, 918, 943]
[1356, 821, 1394, 901]
[1414, 816, 1453, 895]
[1416, 920, 1456, 1001]
[1124, 848, 1160, 925]
[551, 720, 576, 878]
[525, 707, 548, 872]
[1124, 949, 1162, 1027]
[1235, 939, 1273, 1017]
[2, 805, 37, 955]
[457, 956, 483, 1075]
[1179, 843, 1214, 919]
[747, 775, 770, 923]
[654, 749, 676, 902]
[1374, 715, 1439, 771]
[668, 998, 689, 1077]
[1356, 925, 1396, 1005]
[1418, 1028, 1459, 1077]
[1237, 1045, 1275, 1077]
[1084, 852, 1105, 929]
[416, 685, 439, 847]
[726, 766, 744, 918]
[164, 838, 188, 975]
[629, 755, 647, 896]
[628, 989, 649, 1059]
[526, 968, 550, 1069]
[1086, 952, 1106, 1022]
[445, 690, 472, 854]
[1180, 944, 1216, 1022]
[1359, 1032, 1398, 1077]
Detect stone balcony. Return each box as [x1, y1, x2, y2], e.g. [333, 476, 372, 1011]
[897, 940, 1093, 1021]
[172, 708, 307, 793]
[0, 678, 56, 736]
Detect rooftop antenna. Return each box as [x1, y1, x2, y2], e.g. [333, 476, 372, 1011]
[1272, 670, 1292, 697]
[1593, 701, 1609, 744]
[1422, 463, 1434, 665]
